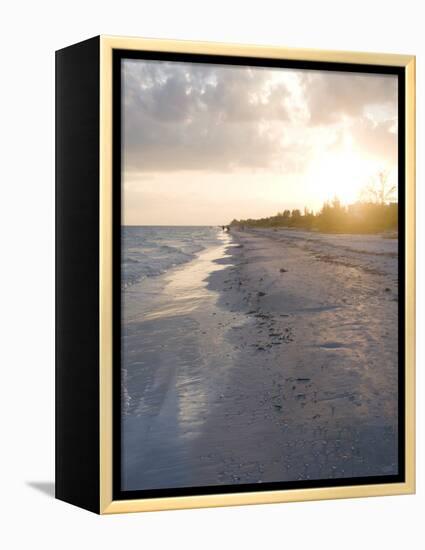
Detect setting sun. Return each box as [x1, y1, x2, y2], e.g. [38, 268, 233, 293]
[306, 147, 394, 209]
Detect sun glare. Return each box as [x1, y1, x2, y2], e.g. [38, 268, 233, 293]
[306, 148, 383, 209]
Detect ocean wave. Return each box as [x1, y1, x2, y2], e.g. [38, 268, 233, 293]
[122, 226, 220, 289]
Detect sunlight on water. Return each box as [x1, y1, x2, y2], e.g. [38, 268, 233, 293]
[145, 232, 233, 320]
[121, 229, 249, 489]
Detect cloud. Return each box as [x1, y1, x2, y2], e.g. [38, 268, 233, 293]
[122, 59, 398, 177]
[297, 70, 398, 166]
[351, 118, 397, 160]
[123, 60, 298, 173]
[300, 70, 397, 125]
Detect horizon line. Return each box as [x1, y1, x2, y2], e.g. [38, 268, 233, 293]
[122, 224, 227, 227]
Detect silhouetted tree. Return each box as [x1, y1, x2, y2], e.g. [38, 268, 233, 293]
[361, 171, 397, 204]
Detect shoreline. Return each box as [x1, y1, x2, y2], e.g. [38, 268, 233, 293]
[122, 227, 398, 490]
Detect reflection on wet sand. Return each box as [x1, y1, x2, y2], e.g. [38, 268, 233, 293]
[122, 231, 248, 490]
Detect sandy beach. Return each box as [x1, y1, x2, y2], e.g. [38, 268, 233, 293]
[122, 227, 398, 490]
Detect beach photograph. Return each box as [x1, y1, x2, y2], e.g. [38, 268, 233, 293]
[120, 57, 400, 492]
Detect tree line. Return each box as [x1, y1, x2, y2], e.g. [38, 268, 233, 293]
[230, 171, 398, 235]
[230, 198, 397, 234]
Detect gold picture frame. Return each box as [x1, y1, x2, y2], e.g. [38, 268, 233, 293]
[56, 35, 415, 514]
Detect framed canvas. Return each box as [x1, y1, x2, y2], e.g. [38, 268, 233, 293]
[55, 35, 415, 514]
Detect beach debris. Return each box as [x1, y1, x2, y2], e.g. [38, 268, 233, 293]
[257, 291, 266, 297]
[384, 287, 391, 292]
[255, 312, 270, 319]
[279, 268, 288, 273]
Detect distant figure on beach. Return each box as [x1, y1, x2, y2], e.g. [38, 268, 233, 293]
[221, 225, 230, 233]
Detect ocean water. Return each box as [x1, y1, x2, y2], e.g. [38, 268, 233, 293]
[122, 226, 222, 289]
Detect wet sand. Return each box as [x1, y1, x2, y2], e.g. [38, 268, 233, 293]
[122, 228, 398, 490]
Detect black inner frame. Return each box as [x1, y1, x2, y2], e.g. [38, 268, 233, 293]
[112, 48, 406, 501]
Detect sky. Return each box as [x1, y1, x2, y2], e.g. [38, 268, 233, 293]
[122, 58, 398, 226]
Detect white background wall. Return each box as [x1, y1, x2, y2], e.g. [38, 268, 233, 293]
[1, 1, 422, 548]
